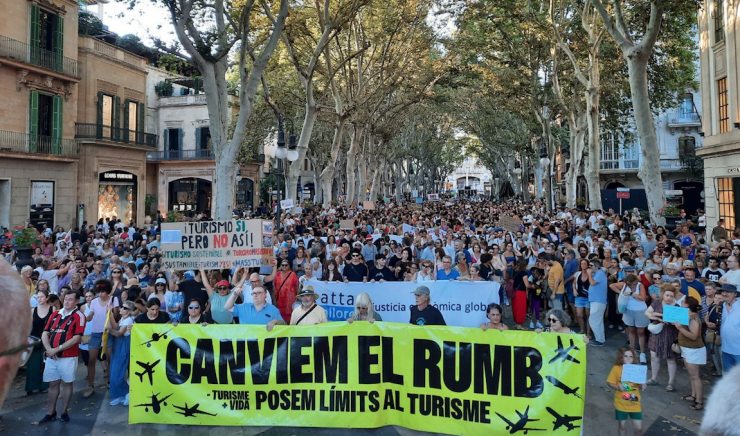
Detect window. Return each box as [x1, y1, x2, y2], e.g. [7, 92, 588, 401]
[718, 77, 729, 134]
[622, 141, 640, 169]
[679, 94, 697, 122]
[28, 90, 63, 154]
[164, 128, 182, 158]
[196, 127, 211, 151]
[29, 5, 64, 70]
[600, 133, 618, 169]
[717, 177, 738, 238]
[678, 137, 696, 158]
[715, 0, 725, 43]
[123, 100, 144, 143]
[96, 92, 118, 140]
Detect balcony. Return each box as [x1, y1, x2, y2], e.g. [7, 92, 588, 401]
[158, 94, 207, 107]
[75, 123, 157, 147]
[668, 112, 701, 132]
[0, 35, 81, 79]
[0, 130, 80, 158]
[147, 149, 215, 161]
[600, 160, 639, 171]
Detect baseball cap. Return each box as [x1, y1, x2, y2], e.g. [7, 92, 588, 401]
[412, 286, 430, 296]
[720, 284, 739, 293]
[216, 280, 230, 288]
[155, 278, 167, 285]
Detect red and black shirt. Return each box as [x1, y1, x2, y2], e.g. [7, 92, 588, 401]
[44, 309, 86, 358]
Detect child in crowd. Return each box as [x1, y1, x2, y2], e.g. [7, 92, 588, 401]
[606, 346, 646, 436]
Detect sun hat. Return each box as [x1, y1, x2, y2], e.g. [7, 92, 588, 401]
[297, 285, 317, 298]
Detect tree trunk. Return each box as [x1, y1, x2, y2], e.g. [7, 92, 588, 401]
[534, 165, 544, 200]
[628, 55, 666, 225]
[565, 112, 587, 208]
[585, 65, 603, 211]
[319, 117, 345, 205]
[345, 125, 364, 203]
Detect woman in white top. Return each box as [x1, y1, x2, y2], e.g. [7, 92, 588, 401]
[610, 272, 650, 364]
[416, 261, 435, 282]
[325, 235, 339, 261]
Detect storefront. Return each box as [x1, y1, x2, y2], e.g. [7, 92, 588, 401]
[168, 177, 212, 214]
[98, 171, 137, 223]
[235, 178, 254, 212]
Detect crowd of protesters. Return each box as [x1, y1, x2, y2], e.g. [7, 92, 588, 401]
[3, 196, 740, 433]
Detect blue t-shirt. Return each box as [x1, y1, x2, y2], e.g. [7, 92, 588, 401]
[437, 269, 460, 280]
[564, 258, 578, 292]
[233, 302, 283, 325]
[588, 270, 608, 304]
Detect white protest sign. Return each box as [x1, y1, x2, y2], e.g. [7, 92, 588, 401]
[306, 279, 500, 327]
[621, 364, 648, 384]
[280, 198, 294, 209]
[339, 219, 354, 230]
[160, 220, 272, 269]
[402, 223, 415, 234]
[428, 193, 439, 201]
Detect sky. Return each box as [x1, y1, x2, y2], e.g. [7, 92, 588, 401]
[98, 1, 456, 49]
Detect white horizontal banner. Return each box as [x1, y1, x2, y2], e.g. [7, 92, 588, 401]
[304, 279, 500, 327]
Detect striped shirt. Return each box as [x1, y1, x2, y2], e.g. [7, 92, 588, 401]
[44, 309, 85, 358]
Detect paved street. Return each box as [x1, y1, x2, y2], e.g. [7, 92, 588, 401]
[0, 326, 709, 436]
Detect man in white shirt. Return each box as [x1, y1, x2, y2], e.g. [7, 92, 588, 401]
[720, 256, 740, 288]
[38, 258, 72, 294]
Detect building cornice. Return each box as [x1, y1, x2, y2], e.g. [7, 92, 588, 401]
[78, 47, 148, 75]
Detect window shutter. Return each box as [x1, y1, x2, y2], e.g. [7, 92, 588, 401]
[30, 5, 40, 64]
[164, 129, 169, 155]
[114, 96, 121, 140]
[123, 98, 130, 143]
[195, 127, 201, 152]
[137, 102, 145, 144]
[29, 90, 39, 152]
[52, 14, 64, 72]
[52, 95, 63, 154]
[96, 91, 103, 139]
[177, 128, 183, 156]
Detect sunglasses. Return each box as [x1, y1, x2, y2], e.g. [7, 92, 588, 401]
[281, 264, 289, 267]
[188, 306, 200, 310]
[121, 307, 131, 311]
[357, 306, 368, 310]
[548, 318, 559, 323]
[351, 254, 360, 258]
[217, 286, 229, 290]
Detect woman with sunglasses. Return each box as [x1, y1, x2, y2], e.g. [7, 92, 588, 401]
[174, 299, 211, 326]
[536, 309, 588, 342]
[147, 278, 170, 312]
[25, 289, 52, 396]
[107, 300, 135, 406]
[264, 257, 299, 323]
[347, 293, 382, 323]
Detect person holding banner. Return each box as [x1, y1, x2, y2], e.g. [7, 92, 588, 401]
[480, 303, 508, 331]
[264, 258, 299, 322]
[290, 286, 327, 326]
[107, 300, 134, 406]
[175, 299, 211, 326]
[225, 285, 284, 330]
[347, 293, 382, 323]
[409, 286, 446, 326]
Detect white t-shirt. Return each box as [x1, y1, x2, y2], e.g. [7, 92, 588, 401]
[38, 269, 60, 294]
[119, 317, 134, 337]
[724, 269, 740, 288]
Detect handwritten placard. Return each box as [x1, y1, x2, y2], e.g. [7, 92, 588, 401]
[428, 193, 439, 201]
[280, 198, 294, 209]
[362, 201, 375, 210]
[160, 220, 272, 270]
[663, 305, 690, 325]
[499, 215, 522, 234]
[621, 364, 648, 384]
[339, 219, 355, 230]
[402, 223, 415, 235]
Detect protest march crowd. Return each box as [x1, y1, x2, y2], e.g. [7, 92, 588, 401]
[3, 196, 740, 436]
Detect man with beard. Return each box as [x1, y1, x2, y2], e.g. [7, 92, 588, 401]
[290, 286, 327, 326]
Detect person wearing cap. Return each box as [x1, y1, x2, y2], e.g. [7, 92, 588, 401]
[720, 283, 740, 372]
[680, 265, 705, 303]
[290, 286, 327, 326]
[343, 249, 368, 283]
[409, 286, 446, 326]
[205, 269, 246, 324]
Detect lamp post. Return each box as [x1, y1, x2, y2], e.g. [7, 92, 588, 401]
[273, 115, 298, 229]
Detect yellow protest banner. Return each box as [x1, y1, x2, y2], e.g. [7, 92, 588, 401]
[129, 323, 586, 435]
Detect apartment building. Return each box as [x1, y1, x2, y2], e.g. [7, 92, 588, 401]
[0, 0, 82, 231]
[697, 1, 740, 234]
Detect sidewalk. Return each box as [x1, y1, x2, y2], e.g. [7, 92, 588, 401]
[0, 326, 708, 436]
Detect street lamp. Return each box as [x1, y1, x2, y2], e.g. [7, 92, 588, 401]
[539, 139, 552, 211]
[273, 115, 298, 228]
